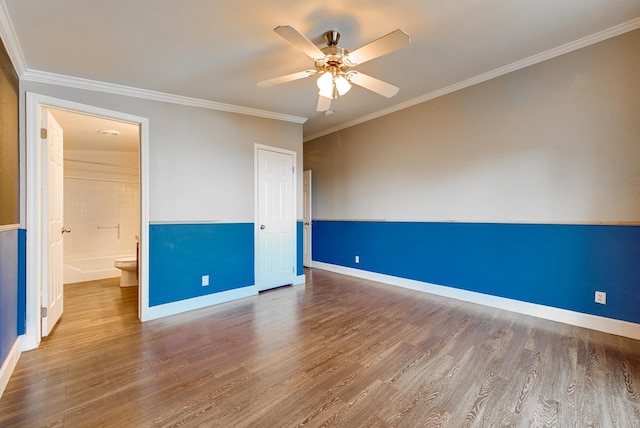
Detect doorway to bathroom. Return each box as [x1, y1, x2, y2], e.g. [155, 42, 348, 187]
[48, 107, 140, 330]
[24, 93, 150, 351]
[50, 108, 140, 287]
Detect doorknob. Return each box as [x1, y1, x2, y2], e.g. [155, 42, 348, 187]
[260, 224, 266, 230]
[61, 227, 71, 234]
[304, 222, 310, 225]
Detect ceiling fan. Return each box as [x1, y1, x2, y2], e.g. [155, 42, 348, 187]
[257, 25, 411, 112]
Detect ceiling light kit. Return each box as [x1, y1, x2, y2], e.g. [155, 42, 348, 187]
[258, 25, 411, 113]
[96, 129, 121, 136]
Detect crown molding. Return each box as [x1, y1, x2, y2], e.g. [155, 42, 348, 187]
[1, 0, 304, 123]
[22, 69, 307, 124]
[304, 16, 640, 142]
[3, 0, 638, 134]
[0, 0, 26, 75]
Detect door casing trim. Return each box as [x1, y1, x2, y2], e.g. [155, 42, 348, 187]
[22, 92, 150, 350]
[254, 144, 297, 291]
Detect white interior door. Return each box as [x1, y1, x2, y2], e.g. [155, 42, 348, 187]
[257, 148, 294, 291]
[42, 109, 64, 336]
[303, 170, 312, 267]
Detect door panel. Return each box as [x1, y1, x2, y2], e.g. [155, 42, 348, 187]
[42, 109, 64, 336]
[257, 148, 294, 291]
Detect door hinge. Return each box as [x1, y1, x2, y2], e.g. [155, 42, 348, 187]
[41, 306, 48, 318]
[40, 128, 47, 139]
[292, 166, 295, 174]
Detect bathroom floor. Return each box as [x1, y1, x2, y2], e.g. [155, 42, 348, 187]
[55, 276, 138, 337]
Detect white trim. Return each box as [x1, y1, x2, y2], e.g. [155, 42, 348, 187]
[0, 0, 26, 75]
[254, 144, 298, 291]
[138, 109, 150, 322]
[23, 93, 42, 351]
[0, 338, 20, 398]
[64, 175, 138, 184]
[308, 218, 640, 226]
[0, 224, 19, 232]
[21, 69, 308, 125]
[149, 220, 238, 225]
[24, 92, 150, 348]
[143, 286, 257, 321]
[304, 17, 640, 142]
[294, 274, 306, 286]
[313, 261, 640, 341]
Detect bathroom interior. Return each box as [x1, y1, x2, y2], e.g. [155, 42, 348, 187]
[51, 109, 140, 289]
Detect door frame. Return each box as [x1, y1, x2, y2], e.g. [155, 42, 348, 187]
[23, 92, 150, 351]
[254, 143, 297, 291]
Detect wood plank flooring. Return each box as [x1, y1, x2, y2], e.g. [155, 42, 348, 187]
[1, 269, 640, 427]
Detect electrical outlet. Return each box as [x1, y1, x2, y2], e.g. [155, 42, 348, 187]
[595, 291, 606, 305]
[355, 255, 360, 263]
[202, 275, 209, 287]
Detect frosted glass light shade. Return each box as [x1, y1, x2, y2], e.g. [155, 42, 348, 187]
[335, 75, 351, 96]
[318, 86, 334, 99]
[317, 72, 333, 97]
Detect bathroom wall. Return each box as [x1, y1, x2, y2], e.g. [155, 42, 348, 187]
[63, 149, 139, 260]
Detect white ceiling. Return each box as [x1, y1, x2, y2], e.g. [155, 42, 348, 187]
[49, 109, 139, 153]
[3, 0, 640, 141]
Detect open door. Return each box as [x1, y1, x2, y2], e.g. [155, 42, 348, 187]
[303, 170, 312, 267]
[42, 109, 64, 336]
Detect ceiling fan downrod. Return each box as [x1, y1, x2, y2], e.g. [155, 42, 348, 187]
[323, 30, 340, 47]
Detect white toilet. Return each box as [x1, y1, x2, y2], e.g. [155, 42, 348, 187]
[114, 256, 138, 287]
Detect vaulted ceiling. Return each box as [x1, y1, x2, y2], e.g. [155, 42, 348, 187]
[2, 0, 640, 141]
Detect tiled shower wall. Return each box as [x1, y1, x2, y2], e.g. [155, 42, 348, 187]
[63, 153, 139, 260]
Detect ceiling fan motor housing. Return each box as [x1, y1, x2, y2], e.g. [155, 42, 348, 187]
[315, 45, 352, 75]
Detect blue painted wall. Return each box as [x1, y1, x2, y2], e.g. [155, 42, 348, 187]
[0, 229, 19, 364]
[313, 220, 640, 324]
[17, 229, 26, 335]
[297, 221, 304, 275]
[149, 223, 254, 306]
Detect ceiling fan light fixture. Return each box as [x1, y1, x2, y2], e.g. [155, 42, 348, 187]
[317, 71, 334, 98]
[261, 25, 411, 105]
[335, 75, 351, 96]
[318, 84, 334, 99]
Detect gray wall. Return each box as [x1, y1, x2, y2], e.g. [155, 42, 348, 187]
[305, 29, 640, 224]
[20, 81, 304, 223]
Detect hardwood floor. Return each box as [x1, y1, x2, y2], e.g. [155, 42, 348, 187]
[2, 269, 640, 427]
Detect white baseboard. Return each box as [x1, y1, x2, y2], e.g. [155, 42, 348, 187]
[0, 338, 21, 399]
[19, 333, 38, 352]
[312, 262, 640, 341]
[142, 286, 258, 321]
[143, 276, 307, 322]
[294, 274, 306, 286]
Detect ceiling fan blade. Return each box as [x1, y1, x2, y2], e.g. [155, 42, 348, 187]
[257, 70, 316, 87]
[346, 29, 410, 65]
[317, 95, 332, 112]
[349, 72, 399, 98]
[274, 25, 326, 60]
